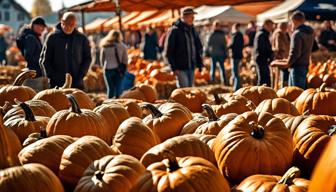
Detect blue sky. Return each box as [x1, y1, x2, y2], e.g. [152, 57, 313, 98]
[15, 0, 90, 12]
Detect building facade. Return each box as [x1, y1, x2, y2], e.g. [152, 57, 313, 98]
[0, 0, 30, 33]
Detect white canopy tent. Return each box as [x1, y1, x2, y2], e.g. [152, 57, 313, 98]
[194, 5, 255, 25]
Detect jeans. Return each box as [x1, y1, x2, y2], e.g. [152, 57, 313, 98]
[289, 67, 308, 89]
[211, 56, 228, 85]
[231, 59, 241, 91]
[281, 69, 289, 88]
[257, 65, 271, 86]
[176, 69, 194, 88]
[104, 69, 123, 98]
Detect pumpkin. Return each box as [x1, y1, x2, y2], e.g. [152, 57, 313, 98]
[277, 86, 304, 102]
[194, 134, 217, 149]
[74, 155, 146, 192]
[170, 88, 207, 113]
[104, 98, 143, 118]
[113, 117, 160, 159]
[18, 135, 75, 174]
[180, 114, 208, 135]
[0, 163, 64, 192]
[213, 111, 293, 184]
[22, 128, 48, 147]
[293, 115, 336, 177]
[211, 94, 254, 117]
[121, 84, 157, 103]
[275, 113, 308, 135]
[234, 85, 278, 106]
[255, 98, 300, 116]
[59, 136, 119, 188]
[235, 167, 309, 192]
[4, 100, 50, 143]
[307, 74, 323, 88]
[142, 103, 192, 141]
[47, 94, 110, 143]
[133, 151, 230, 192]
[194, 104, 237, 135]
[308, 136, 336, 192]
[0, 115, 21, 168]
[0, 70, 37, 106]
[295, 83, 336, 115]
[141, 134, 216, 167]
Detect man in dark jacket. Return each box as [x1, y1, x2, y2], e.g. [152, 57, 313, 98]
[253, 19, 274, 86]
[164, 7, 203, 88]
[40, 12, 91, 90]
[271, 11, 314, 89]
[318, 20, 336, 52]
[205, 20, 228, 85]
[228, 23, 244, 91]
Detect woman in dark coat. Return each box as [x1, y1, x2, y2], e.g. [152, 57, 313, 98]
[142, 27, 158, 60]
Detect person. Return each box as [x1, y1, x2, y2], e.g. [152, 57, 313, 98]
[100, 30, 128, 98]
[253, 19, 274, 86]
[205, 20, 228, 85]
[164, 6, 203, 88]
[271, 11, 314, 89]
[245, 21, 257, 48]
[318, 20, 336, 51]
[16, 17, 47, 92]
[40, 12, 91, 90]
[0, 31, 8, 65]
[228, 23, 244, 91]
[142, 26, 158, 60]
[272, 22, 290, 87]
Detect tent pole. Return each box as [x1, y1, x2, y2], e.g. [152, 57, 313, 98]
[81, 10, 86, 33]
[112, 0, 123, 31]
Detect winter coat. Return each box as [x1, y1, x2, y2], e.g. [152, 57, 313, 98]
[253, 28, 273, 66]
[205, 29, 227, 58]
[22, 28, 43, 76]
[228, 31, 244, 59]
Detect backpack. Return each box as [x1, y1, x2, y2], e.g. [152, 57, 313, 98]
[16, 26, 29, 55]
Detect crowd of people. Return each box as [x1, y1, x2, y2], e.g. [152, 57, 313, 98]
[0, 7, 335, 98]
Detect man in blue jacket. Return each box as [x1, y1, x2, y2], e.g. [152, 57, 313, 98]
[164, 7, 203, 88]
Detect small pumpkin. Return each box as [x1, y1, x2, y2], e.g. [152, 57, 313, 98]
[194, 134, 217, 149]
[22, 128, 48, 147]
[275, 113, 308, 135]
[74, 155, 146, 192]
[276, 86, 304, 102]
[180, 114, 208, 135]
[211, 94, 254, 117]
[234, 85, 278, 106]
[121, 84, 157, 103]
[170, 88, 207, 113]
[104, 98, 143, 118]
[255, 98, 300, 116]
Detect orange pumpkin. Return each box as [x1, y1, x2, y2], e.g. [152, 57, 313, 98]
[170, 88, 207, 113]
[121, 84, 157, 103]
[234, 85, 278, 106]
[255, 98, 300, 116]
[276, 86, 304, 102]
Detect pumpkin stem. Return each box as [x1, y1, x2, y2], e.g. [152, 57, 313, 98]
[162, 150, 180, 172]
[202, 104, 219, 121]
[94, 170, 105, 181]
[246, 100, 256, 111]
[66, 94, 82, 114]
[249, 121, 264, 139]
[319, 83, 327, 92]
[15, 99, 36, 122]
[278, 167, 301, 186]
[62, 73, 73, 89]
[13, 70, 37, 86]
[213, 93, 223, 105]
[141, 103, 163, 118]
[328, 125, 336, 136]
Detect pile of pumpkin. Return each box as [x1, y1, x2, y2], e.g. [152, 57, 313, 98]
[0, 70, 335, 192]
[307, 59, 336, 88]
[0, 65, 24, 86]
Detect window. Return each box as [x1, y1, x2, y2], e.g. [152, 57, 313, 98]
[0, 11, 2, 21]
[2, 3, 10, 9]
[17, 13, 24, 21]
[4, 11, 9, 21]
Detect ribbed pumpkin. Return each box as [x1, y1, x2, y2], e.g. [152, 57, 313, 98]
[104, 98, 143, 118]
[213, 111, 293, 184]
[170, 88, 207, 113]
[194, 134, 217, 149]
[276, 86, 304, 102]
[22, 128, 48, 147]
[4, 100, 50, 143]
[0, 163, 64, 192]
[211, 94, 253, 117]
[293, 115, 336, 178]
[234, 85, 278, 106]
[235, 167, 309, 192]
[140, 134, 216, 167]
[47, 94, 110, 143]
[113, 117, 160, 159]
[74, 155, 146, 192]
[255, 98, 300, 116]
[0, 70, 37, 106]
[0, 116, 22, 169]
[143, 103, 192, 141]
[59, 136, 119, 189]
[308, 136, 336, 192]
[275, 113, 308, 135]
[121, 84, 157, 103]
[18, 135, 75, 174]
[133, 151, 230, 192]
[295, 83, 336, 115]
[180, 114, 208, 135]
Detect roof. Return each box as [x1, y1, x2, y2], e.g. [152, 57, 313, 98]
[138, 9, 179, 27]
[4, 0, 31, 18]
[234, 1, 283, 16]
[103, 11, 140, 30]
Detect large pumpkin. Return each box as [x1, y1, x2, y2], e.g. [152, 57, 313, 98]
[213, 111, 293, 184]
[293, 115, 336, 177]
[143, 103, 192, 141]
[18, 135, 75, 174]
[295, 83, 336, 115]
[0, 163, 64, 192]
[234, 85, 278, 106]
[121, 84, 157, 103]
[235, 167, 309, 192]
[140, 134, 216, 167]
[170, 88, 207, 113]
[47, 94, 110, 143]
[59, 136, 119, 188]
[255, 98, 300, 116]
[113, 117, 160, 159]
[4, 100, 50, 143]
[0, 70, 37, 106]
[275, 113, 308, 135]
[104, 98, 143, 118]
[74, 155, 146, 192]
[211, 94, 253, 117]
[308, 136, 336, 192]
[133, 151, 230, 192]
[276, 86, 304, 102]
[180, 114, 208, 135]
